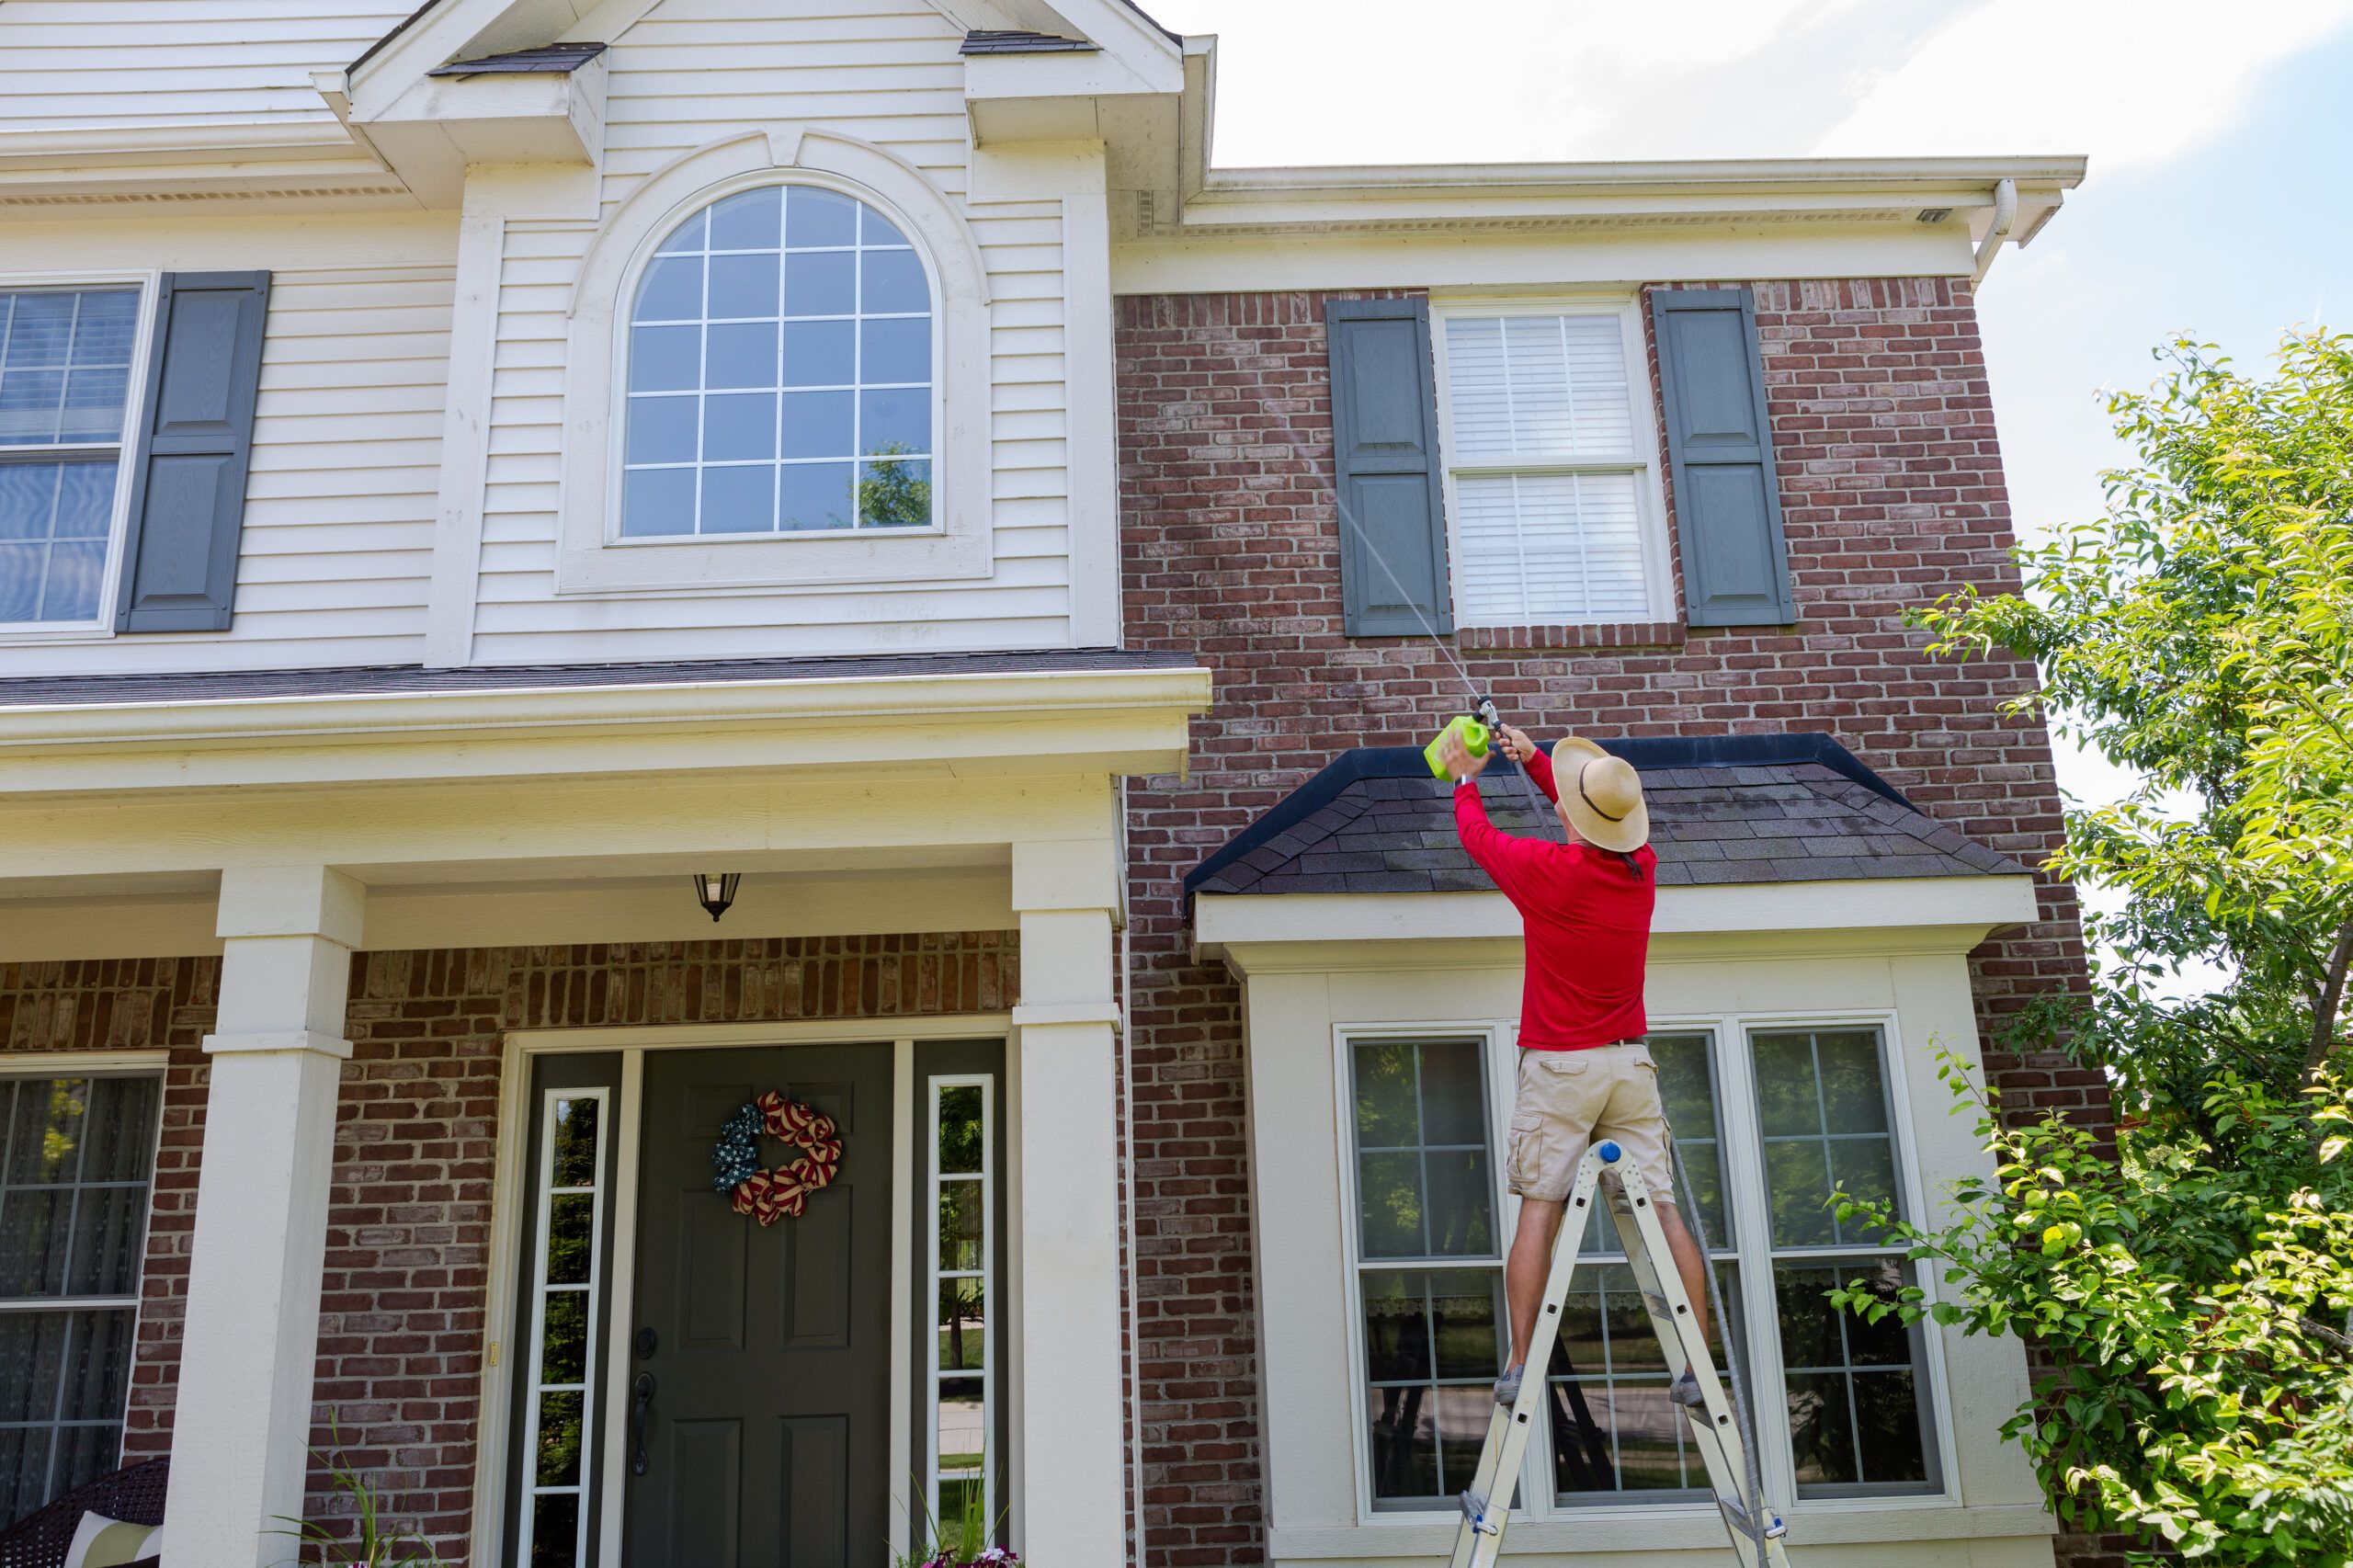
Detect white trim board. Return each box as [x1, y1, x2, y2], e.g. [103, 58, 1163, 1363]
[1197, 875, 2040, 961]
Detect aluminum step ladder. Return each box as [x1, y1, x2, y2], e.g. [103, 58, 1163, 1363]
[1449, 1141, 1792, 1568]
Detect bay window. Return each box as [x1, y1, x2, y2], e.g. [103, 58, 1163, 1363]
[1342, 1020, 1939, 1515]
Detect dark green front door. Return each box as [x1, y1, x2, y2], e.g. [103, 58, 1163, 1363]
[625, 1045, 892, 1567]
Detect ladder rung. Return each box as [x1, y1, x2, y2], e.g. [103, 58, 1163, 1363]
[1457, 1489, 1499, 1536]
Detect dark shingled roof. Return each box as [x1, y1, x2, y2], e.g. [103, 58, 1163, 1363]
[0, 648, 1197, 708]
[1186, 733, 2024, 898]
[428, 41, 608, 76]
[961, 28, 1099, 54]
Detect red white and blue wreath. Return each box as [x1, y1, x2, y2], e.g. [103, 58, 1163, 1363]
[710, 1090, 843, 1225]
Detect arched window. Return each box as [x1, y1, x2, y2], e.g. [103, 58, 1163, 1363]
[620, 183, 934, 538]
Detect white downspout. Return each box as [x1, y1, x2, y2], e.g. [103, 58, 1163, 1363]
[1971, 176, 2018, 287]
[1119, 778, 1149, 1568]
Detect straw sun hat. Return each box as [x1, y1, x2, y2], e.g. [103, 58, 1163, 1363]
[1551, 735, 1650, 854]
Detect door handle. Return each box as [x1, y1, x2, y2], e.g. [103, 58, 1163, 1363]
[631, 1370, 654, 1476]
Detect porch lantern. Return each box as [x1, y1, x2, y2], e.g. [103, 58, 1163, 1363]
[692, 871, 742, 922]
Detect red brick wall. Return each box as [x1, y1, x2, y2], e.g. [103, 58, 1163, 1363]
[0, 933, 1017, 1562]
[1114, 280, 2101, 1567]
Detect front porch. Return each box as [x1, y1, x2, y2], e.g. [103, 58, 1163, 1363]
[0, 652, 1210, 1567]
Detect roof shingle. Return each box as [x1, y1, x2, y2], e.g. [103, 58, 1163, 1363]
[1185, 734, 2024, 898]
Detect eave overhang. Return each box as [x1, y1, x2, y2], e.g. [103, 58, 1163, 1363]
[0, 661, 1213, 796]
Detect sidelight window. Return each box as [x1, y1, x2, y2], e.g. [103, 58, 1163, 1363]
[926, 1076, 994, 1529]
[517, 1087, 609, 1568]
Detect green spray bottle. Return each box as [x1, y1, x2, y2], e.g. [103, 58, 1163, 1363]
[1424, 714, 1491, 780]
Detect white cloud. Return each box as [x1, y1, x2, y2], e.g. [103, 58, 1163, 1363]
[1148, 0, 2353, 169]
[1812, 0, 2353, 168]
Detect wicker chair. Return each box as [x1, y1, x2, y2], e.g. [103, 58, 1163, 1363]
[0, 1459, 167, 1568]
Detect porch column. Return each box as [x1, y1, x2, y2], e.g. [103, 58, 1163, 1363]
[1010, 835, 1125, 1564]
[165, 867, 364, 1567]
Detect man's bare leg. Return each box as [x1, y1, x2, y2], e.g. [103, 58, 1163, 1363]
[1506, 1193, 1712, 1379]
[1504, 1195, 1566, 1371]
[1655, 1199, 1711, 1347]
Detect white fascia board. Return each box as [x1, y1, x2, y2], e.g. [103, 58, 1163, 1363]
[1197, 876, 2040, 969]
[354, 57, 606, 203]
[0, 664, 1212, 795]
[1176, 156, 2081, 236]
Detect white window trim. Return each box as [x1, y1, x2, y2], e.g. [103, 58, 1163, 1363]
[0, 271, 161, 643]
[558, 128, 994, 596]
[1329, 1008, 1961, 1528]
[1427, 294, 1676, 629]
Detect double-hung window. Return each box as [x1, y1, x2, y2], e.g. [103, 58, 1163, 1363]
[1344, 1022, 1938, 1513]
[0, 286, 143, 628]
[1431, 301, 1668, 627]
[0, 1073, 161, 1526]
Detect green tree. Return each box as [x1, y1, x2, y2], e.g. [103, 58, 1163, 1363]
[1833, 331, 2353, 1565]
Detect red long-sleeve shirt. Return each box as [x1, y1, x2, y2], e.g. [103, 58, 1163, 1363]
[1453, 747, 1657, 1050]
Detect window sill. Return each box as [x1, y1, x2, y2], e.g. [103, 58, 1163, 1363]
[554, 523, 987, 595]
[1268, 1499, 2053, 1560]
[1455, 620, 1687, 653]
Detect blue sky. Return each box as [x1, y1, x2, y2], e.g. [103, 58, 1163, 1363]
[1151, 0, 2353, 816]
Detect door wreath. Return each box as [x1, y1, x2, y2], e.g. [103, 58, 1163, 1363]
[709, 1090, 843, 1225]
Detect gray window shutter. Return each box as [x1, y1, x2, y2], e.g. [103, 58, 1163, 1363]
[1325, 297, 1451, 636]
[115, 270, 270, 632]
[1651, 287, 1796, 627]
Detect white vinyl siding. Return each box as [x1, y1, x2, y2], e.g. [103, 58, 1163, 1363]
[470, 0, 1081, 664]
[1434, 302, 1667, 627]
[0, 3, 411, 136]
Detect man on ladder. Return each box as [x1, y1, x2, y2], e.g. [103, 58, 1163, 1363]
[1441, 723, 1711, 1408]
[1441, 724, 1786, 1566]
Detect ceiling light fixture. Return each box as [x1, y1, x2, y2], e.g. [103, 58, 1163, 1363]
[692, 871, 742, 923]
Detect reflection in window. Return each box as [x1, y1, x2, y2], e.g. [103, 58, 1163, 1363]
[1748, 1028, 1934, 1494]
[0, 288, 141, 625]
[1552, 1033, 1741, 1504]
[1349, 1038, 1499, 1506]
[520, 1091, 606, 1568]
[0, 1074, 159, 1526]
[927, 1079, 991, 1529]
[621, 185, 934, 538]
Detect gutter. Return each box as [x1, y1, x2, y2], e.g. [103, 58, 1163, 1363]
[0, 665, 1214, 751]
[1971, 176, 2018, 286]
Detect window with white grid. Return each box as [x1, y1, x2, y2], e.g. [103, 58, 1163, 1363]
[0, 286, 144, 627]
[1434, 304, 1665, 625]
[517, 1087, 608, 1568]
[0, 1074, 159, 1527]
[620, 184, 934, 539]
[1341, 1022, 1942, 1517]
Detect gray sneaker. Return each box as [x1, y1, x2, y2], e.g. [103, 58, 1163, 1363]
[1668, 1369, 1707, 1410]
[1493, 1361, 1527, 1408]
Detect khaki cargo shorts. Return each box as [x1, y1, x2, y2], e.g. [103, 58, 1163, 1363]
[1506, 1040, 1677, 1205]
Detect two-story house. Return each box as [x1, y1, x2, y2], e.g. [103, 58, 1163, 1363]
[0, 2, 2102, 1566]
